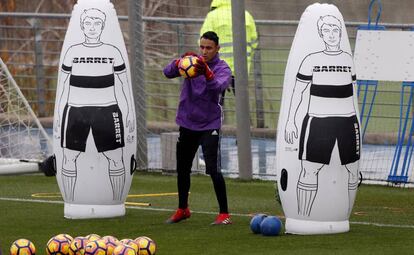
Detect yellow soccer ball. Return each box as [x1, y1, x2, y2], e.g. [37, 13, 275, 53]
[101, 236, 120, 255]
[83, 239, 107, 255]
[10, 239, 36, 255]
[134, 236, 156, 255]
[178, 55, 199, 79]
[85, 233, 102, 242]
[119, 238, 139, 253]
[69, 236, 90, 255]
[112, 243, 137, 255]
[46, 234, 71, 255]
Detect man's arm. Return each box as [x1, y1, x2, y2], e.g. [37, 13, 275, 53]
[194, 57, 231, 92]
[116, 71, 135, 133]
[205, 66, 231, 92]
[284, 79, 310, 144]
[54, 72, 70, 135]
[55, 47, 73, 135]
[163, 59, 181, 79]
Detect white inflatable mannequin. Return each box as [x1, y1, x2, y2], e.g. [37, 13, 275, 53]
[276, 3, 361, 234]
[53, 0, 137, 219]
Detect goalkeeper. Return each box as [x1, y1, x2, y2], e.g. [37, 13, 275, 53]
[163, 31, 233, 225]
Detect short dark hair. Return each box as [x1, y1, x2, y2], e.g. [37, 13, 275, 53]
[200, 31, 219, 45]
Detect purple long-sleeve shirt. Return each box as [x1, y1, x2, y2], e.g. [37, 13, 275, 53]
[163, 54, 232, 130]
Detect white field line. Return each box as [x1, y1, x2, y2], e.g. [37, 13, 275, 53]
[1, 197, 414, 229]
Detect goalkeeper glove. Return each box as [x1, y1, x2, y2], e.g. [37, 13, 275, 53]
[194, 57, 214, 81]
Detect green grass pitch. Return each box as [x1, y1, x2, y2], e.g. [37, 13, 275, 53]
[1, 172, 414, 254]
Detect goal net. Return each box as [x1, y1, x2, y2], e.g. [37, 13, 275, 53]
[0, 58, 52, 174]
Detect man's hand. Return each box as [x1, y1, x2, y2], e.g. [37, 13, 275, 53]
[194, 57, 214, 81]
[284, 120, 298, 144]
[126, 113, 135, 133]
[54, 118, 61, 139]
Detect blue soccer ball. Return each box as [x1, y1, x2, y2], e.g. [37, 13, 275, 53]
[260, 216, 282, 236]
[250, 214, 268, 234]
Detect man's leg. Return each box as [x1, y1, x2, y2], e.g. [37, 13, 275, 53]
[209, 172, 228, 214]
[201, 130, 228, 214]
[176, 128, 200, 209]
[345, 162, 359, 216]
[201, 129, 231, 225]
[102, 148, 125, 201]
[61, 148, 81, 201]
[296, 160, 324, 216]
[166, 128, 200, 224]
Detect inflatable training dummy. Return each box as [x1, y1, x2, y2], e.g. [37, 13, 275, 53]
[53, 0, 137, 219]
[276, 3, 361, 234]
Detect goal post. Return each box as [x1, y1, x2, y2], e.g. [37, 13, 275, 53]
[0, 57, 52, 174]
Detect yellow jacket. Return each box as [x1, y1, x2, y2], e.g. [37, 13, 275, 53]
[200, 0, 258, 73]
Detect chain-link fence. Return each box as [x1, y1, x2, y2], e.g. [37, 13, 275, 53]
[1, 9, 413, 182]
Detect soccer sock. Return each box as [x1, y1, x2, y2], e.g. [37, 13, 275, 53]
[297, 181, 318, 216]
[109, 168, 125, 201]
[210, 172, 228, 214]
[177, 171, 191, 209]
[348, 180, 359, 215]
[61, 168, 77, 201]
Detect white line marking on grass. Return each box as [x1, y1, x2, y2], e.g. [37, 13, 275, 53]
[1, 197, 414, 229]
[350, 221, 414, 229]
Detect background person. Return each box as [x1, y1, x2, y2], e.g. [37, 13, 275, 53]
[200, 0, 258, 95]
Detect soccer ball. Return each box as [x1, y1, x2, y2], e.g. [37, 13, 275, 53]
[69, 236, 89, 255]
[101, 236, 119, 255]
[260, 216, 283, 236]
[178, 55, 199, 79]
[119, 239, 139, 253]
[112, 244, 137, 255]
[134, 236, 156, 255]
[250, 214, 268, 234]
[84, 239, 107, 255]
[10, 239, 36, 255]
[57, 233, 74, 243]
[46, 234, 71, 255]
[85, 234, 102, 242]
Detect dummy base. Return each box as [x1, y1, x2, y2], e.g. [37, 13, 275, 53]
[285, 218, 350, 235]
[64, 203, 125, 219]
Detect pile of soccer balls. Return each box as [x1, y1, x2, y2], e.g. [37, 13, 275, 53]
[10, 233, 156, 255]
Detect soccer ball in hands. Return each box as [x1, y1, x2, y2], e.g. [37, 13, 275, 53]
[178, 55, 199, 79]
[134, 236, 156, 255]
[83, 239, 107, 255]
[69, 236, 89, 255]
[10, 239, 36, 255]
[113, 243, 137, 255]
[46, 234, 72, 255]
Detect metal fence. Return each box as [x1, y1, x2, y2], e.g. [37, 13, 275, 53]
[1, 12, 413, 180]
[0, 12, 411, 126]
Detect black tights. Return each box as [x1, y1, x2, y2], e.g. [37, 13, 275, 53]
[176, 127, 229, 213]
[178, 171, 228, 213]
